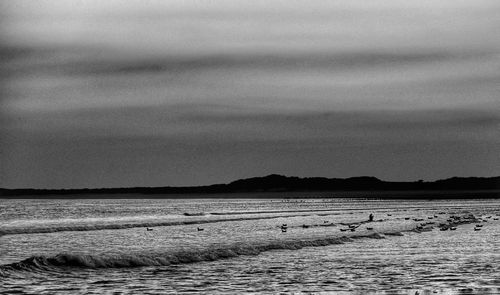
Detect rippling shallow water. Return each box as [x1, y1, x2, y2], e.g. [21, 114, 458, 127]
[1, 197, 499, 294]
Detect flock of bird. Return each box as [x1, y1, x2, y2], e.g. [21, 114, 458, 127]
[277, 212, 499, 234]
[144, 213, 498, 233]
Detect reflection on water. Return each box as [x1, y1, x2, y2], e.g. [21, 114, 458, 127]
[1, 197, 500, 294]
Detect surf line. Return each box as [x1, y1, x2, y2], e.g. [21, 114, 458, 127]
[0, 212, 323, 237]
[0, 232, 393, 273]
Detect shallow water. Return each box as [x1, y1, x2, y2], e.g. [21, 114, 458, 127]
[1, 197, 499, 294]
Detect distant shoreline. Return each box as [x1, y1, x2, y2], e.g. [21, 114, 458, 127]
[1, 190, 499, 199]
[1, 174, 499, 198]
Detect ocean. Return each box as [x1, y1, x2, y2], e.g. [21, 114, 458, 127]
[1, 197, 499, 294]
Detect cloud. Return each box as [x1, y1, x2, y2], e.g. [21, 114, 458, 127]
[3, 41, 499, 115]
[3, 104, 499, 144]
[1, 45, 484, 77]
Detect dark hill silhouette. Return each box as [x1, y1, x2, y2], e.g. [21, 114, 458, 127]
[226, 175, 385, 192]
[1, 174, 499, 197]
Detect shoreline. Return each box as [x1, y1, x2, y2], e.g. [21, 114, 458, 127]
[1, 189, 499, 199]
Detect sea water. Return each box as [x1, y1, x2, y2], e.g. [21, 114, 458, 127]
[1, 197, 499, 294]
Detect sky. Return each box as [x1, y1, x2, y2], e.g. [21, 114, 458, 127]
[1, 0, 499, 188]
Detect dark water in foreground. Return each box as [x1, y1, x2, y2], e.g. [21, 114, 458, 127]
[1, 197, 499, 294]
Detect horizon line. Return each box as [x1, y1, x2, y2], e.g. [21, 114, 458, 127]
[2, 174, 499, 191]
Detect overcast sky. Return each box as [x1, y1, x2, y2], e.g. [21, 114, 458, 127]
[1, 0, 499, 188]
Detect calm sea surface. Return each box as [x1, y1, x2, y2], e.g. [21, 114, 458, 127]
[1, 196, 499, 294]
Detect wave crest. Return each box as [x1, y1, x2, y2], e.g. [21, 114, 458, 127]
[0, 234, 392, 274]
[0, 214, 311, 237]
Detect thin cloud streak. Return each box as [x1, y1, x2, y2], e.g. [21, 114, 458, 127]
[3, 106, 499, 143]
[3, 46, 471, 77]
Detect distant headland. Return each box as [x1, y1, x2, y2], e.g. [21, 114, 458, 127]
[1, 174, 499, 198]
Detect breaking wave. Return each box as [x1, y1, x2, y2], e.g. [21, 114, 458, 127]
[0, 233, 388, 275]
